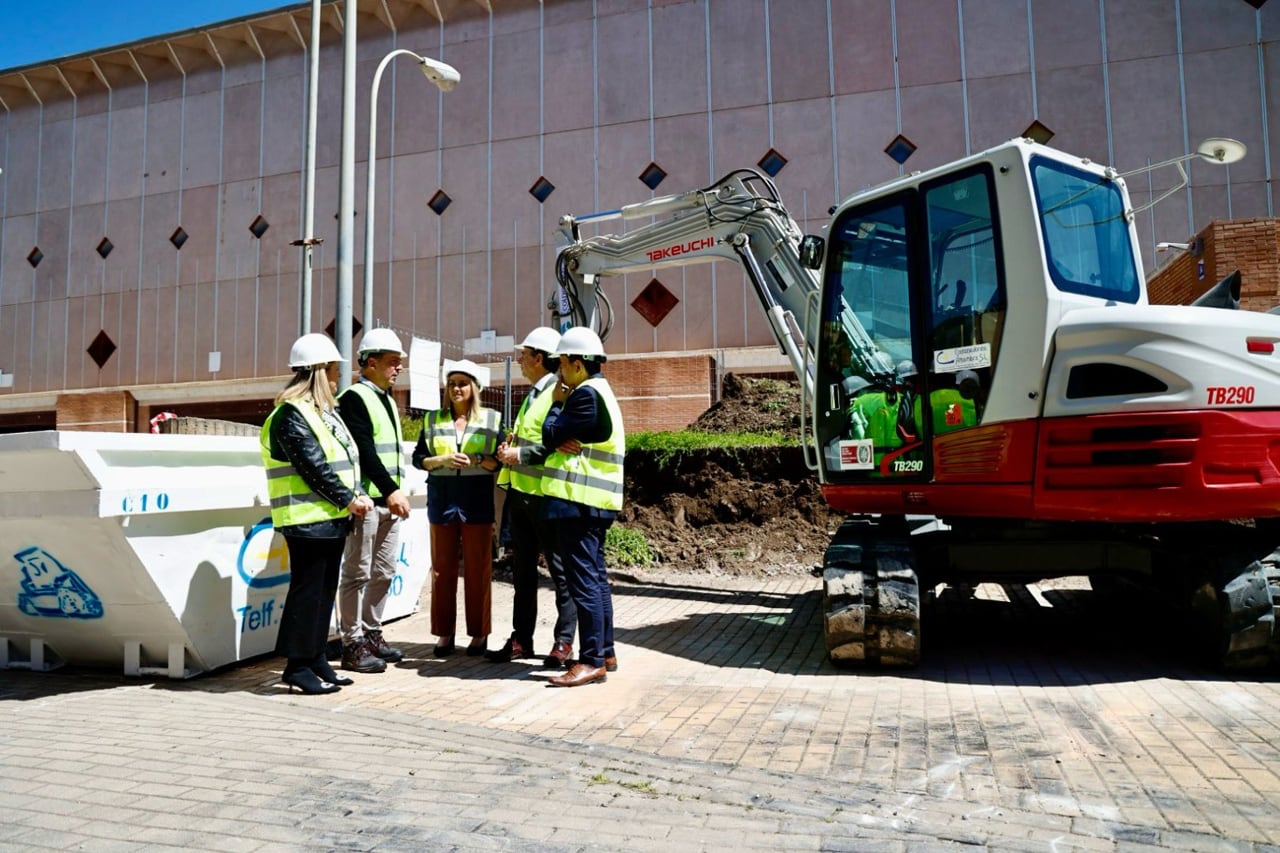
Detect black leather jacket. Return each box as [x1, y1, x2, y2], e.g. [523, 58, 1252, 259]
[266, 403, 360, 539]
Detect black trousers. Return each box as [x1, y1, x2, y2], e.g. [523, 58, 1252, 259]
[508, 491, 575, 648]
[276, 534, 344, 664]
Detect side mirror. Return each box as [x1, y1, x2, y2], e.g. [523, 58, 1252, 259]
[799, 235, 825, 270]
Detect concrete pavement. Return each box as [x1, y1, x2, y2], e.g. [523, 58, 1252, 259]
[2, 571, 1279, 850]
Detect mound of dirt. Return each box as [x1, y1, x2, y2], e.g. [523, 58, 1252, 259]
[687, 373, 801, 435]
[619, 374, 844, 577]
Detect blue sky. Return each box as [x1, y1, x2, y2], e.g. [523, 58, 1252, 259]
[0, 1, 292, 71]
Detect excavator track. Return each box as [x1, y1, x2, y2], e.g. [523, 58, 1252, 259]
[1215, 550, 1280, 671]
[821, 518, 921, 667]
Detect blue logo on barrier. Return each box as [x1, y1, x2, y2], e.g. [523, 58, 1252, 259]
[15, 547, 104, 619]
[237, 520, 291, 589]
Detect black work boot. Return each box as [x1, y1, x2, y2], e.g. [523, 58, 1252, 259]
[366, 629, 404, 663]
[341, 639, 387, 673]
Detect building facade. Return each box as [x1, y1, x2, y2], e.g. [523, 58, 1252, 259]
[0, 0, 1276, 430]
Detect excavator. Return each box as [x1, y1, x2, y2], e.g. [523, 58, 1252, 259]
[552, 136, 1280, 671]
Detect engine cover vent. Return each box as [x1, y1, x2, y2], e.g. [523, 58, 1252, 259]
[1066, 363, 1168, 399]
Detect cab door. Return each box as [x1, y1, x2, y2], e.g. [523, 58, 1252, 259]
[814, 189, 932, 483]
[919, 165, 1007, 446]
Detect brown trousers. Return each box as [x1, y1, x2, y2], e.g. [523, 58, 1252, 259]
[429, 521, 492, 639]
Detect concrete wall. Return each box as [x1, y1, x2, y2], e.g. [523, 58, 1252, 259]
[0, 0, 1276, 423]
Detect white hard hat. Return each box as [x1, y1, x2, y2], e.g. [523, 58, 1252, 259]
[896, 359, 918, 379]
[519, 326, 561, 355]
[358, 327, 406, 357]
[288, 333, 345, 368]
[554, 326, 607, 361]
[443, 358, 488, 391]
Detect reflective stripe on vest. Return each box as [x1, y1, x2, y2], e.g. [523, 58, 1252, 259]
[424, 407, 502, 477]
[541, 376, 626, 511]
[497, 378, 557, 495]
[259, 401, 357, 527]
[340, 381, 403, 498]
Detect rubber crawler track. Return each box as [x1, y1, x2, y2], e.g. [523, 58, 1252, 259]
[821, 518, 921, 667]
[1220, 552, 1280, 671]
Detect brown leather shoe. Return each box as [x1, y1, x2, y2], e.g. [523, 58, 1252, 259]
[604, 655, 618, 672]
[548, 661, 606, 687]
[485, 637, 533, 664]
[542, 641, 572, 669]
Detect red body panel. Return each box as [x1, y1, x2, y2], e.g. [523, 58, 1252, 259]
[821, 409, 1280, 522]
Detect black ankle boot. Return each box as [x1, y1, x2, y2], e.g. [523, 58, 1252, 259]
[311, 656, 354, 686]
[282, 667, 341, 695]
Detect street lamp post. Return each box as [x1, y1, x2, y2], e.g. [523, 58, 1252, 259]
[362, 49, 459, 334]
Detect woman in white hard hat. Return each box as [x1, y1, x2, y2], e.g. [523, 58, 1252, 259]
[411, 358, 505, 657]
[260, 333, 374, 694]
[541, 326, 625, 688]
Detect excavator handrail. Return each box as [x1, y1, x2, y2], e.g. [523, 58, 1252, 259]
[800, 287, 820, 473]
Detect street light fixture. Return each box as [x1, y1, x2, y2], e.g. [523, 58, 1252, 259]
[363, 49, 459, 335]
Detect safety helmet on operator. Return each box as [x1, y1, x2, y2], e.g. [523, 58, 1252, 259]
[518, 326, 561, 355]
[554, 326, 607, 362]
[358, 327, 406, 357]
[288, 333, 346, 368]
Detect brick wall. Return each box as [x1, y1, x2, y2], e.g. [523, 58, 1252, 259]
[56, 390, 137, 432]
[604, 354, 715, 434]
[1147, 218, 1280, 311]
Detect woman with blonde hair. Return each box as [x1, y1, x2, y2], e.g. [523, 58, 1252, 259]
[412, 359, 504, 657]
[260, 333, 373, 694]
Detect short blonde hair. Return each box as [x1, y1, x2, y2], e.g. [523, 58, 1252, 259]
[276, 364, 338, 411]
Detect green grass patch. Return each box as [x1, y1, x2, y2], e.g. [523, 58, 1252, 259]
[626, 428, 794, 466]
[628, 429, 794, 451]
[605, 525, 656, 568]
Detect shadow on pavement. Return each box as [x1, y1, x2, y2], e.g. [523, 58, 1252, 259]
[611, 576, 1280, 686]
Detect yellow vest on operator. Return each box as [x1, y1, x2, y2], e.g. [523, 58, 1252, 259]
[496, 377, 557, 495]
[340, 380, 403, 498]
[423, 407, 502, 477]
[260, 400, 357, 528]
[541, 376, 626, 511]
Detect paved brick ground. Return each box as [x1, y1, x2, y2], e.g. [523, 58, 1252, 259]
[2, 572, 1279, 850]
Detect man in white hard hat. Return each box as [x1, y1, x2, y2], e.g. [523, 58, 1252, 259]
[541, 326, 625, 688]
[489, 327, 577, 667]
[335, 328, 411, 673]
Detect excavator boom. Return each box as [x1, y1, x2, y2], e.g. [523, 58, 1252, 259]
[555, 170, 893, 408]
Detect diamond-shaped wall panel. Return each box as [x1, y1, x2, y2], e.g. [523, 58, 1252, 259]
[632, 279, 679, 328]
[27, 247, 43, 268]
[96, 238, 114, 259]
[529, 176, 555, 203]
[324, 317, 364, 342]
[87, 330, 117, 369]
[428, 190, 452, 216]
[885, 134, 917, 165]
[249, 215, 270, 239]
[758, 148, 788, 177]
[170, 226, 189, 250]
[1022, 119, 1054, 145]
[639, 162, 667, 191]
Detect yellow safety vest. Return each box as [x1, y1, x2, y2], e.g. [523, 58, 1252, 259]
[542, 376, 625, 511]
[496, 377, 557, 495]
[260, 400, 357, 528]
[340, 381, 403, 498]
[423, 407, 502, 478]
